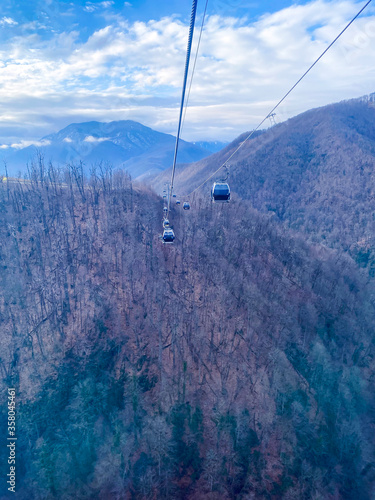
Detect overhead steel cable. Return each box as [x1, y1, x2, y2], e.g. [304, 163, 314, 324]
[180, 0, 209, 137]
[167, 0, 198, 217]
[187, 0, 373, 197]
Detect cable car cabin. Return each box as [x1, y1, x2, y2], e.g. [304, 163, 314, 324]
[211, 182, 230, 202]
[172, 194, 177, 197]
[163, 219, 170, 228]
[163, 228, 175, 243]
[163, 207, 168, 213]
[176, 200, 181, 205]
[183, 202, 190, 210]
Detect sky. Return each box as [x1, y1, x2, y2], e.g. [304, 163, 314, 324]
[0, 0, 374, 147]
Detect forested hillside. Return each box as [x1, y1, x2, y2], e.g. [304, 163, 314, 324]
[1, 164, 375, 499]
[155, 97, 375, 272]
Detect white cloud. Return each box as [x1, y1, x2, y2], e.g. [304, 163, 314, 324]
[84, 1, 114, 12]
[0, 17, 18, 27]
[63, 137, 73, 143]
[84, 136, 109, 143]
[10, 140, 51, 149]
[0, 1, 375, 142]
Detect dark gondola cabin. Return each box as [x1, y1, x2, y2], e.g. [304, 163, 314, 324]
[176, 200, 181, 205]
[163, 219, 170, 228]
[163, 228, 175, 243]
[183, 202, 190, 210]
[211, 182, 230, 202]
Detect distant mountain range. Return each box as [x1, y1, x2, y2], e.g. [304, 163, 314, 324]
[1, 120, 221, 179]
[154, 95, 375, 271]
[192, 140, 228, 153]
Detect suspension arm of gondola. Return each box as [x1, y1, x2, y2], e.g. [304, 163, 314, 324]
[167, 0, 198, 217]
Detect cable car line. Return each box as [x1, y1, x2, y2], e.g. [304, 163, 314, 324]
[186, 0, 373, 198]
[180, 0, 209, 138]
[167, 0, 198, 217]
[165, 2, 209, 223]
[162, 0, 198, 244]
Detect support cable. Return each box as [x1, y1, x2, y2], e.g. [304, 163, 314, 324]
[167, 0, 198, 217]
[188, 0, 373, 197]
[180, 0, 209, 137]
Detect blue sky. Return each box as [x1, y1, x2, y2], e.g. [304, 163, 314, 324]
[0, 0, 374, 148]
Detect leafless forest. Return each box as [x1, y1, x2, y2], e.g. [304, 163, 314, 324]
[1, 156, 375, 499]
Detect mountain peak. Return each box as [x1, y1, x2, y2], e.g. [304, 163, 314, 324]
[3, 120, 214, 178]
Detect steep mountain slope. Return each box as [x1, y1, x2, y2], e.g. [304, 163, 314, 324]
[1, 120, 211, 179]
[1, 165, 375, 499]
[156, 97, 375, 270]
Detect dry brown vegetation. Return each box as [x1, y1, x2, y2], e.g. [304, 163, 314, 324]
[157, 98, 375, 274]
[1, 160, 375, 499]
